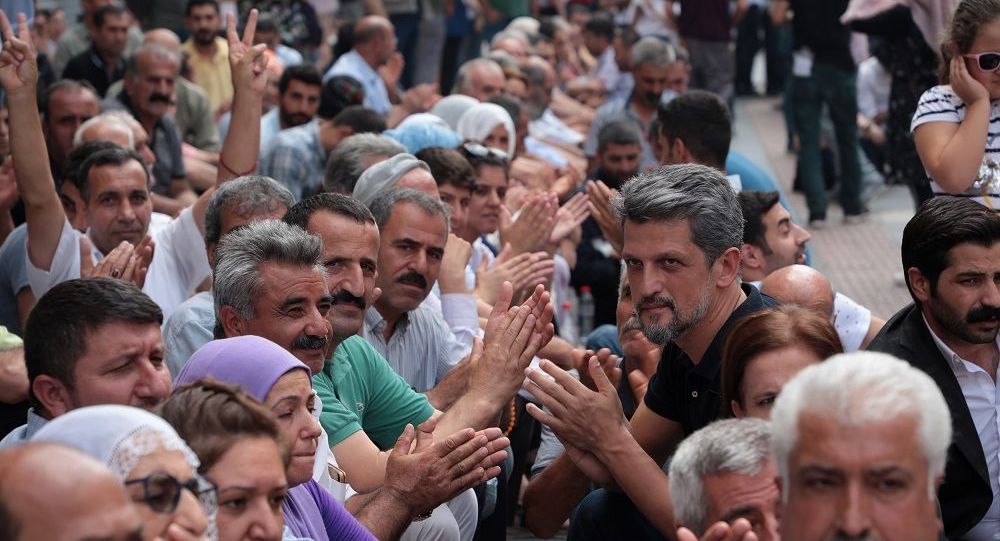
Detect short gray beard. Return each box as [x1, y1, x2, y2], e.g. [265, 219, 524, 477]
[641, 290, 711, 346]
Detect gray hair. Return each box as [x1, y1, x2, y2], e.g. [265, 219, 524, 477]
[323, 133, 406, 194]
[352, 153, 431, 207]
[612, 164, 743, 265]
[204, 176, 295, 246]
[127, 44, 181, 77]
[369, 188, 450, 233]
[771, 351, 953, 501]
[73, 112, 134, 148]
[631, 36, 676, 69]
[668, 418, 772, 535]
[490, 30, 528, 48]
[453, 58, 502, 95]
[213, 220, 325, 330]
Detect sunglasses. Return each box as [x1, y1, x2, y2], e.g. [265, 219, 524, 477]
[125, 472, 218, 516]
[964, 52, 1000, 72]
[462, 142, 509, 161]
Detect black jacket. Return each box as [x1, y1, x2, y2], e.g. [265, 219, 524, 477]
[867, 303, 992, 541]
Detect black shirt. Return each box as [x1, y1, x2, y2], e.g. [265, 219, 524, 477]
[62, 46, 126, 98]
[643, 283, 778, 435]
[788, 0, 856, 73]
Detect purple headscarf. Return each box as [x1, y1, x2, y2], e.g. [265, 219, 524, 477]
[173, 336, 310, 402]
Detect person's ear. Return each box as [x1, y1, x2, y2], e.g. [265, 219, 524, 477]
[731, 399, 744, 418]
[907, 267, 932, 303]
[32, 375, 75, 417]
[219, 305, 246, 338]
[714, 246, 742, 288]
[206, 242, 217, 269]
[740, 243, 765, 274]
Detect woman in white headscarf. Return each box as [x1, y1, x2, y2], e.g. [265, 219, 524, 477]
[430, 94, 480, 130]
[32, 405, 213, 541]
[456, 102, 517, 158]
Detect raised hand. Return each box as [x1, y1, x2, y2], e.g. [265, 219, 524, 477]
[549, 191, 590, 245]
[0, 11, 37, 96]
[951, 53, 990, 106]
[677, 518, 759, 541]
[439, 233, 473, 294]
[499, 193, 556, 256]
[576, 348, 621, 392]
[476, 247, 555, 305]
[225, 10, 268, 96]
[586, 180, 623, 256]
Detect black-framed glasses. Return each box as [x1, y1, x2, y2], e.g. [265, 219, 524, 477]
[462, 142, 509, 162]
[125, 472, 218, 516]
[964, 52, 1000, 72]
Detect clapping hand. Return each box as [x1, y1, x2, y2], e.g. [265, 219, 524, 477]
[677, 518, 759, 541]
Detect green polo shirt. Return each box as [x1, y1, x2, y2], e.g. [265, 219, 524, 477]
[313, 336, 435, 450]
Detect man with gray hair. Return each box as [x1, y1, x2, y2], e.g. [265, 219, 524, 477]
[584, 37, 678, 174]
[102, 43, 189, 204]
[772, 351, 951, 541]
[669, 418, 778, 541]
[453, 58, 506, 102]
[324, 133, 407, 194]
[163, 176, 295, 374]
[352, 153, 439, 206]
[525, 164, 776, 540]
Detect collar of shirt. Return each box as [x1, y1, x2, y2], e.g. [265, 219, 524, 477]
[365, 306, 411, 341]
[183, 36, 228, 64]
[88, 45, 125, 73]
[115, 91, 166, 135]
[340, 50, 382, 87]
[923, 313, 1000, 377]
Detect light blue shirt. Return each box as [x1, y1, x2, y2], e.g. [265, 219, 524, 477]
[164, 291, 215, 376]
[0, 408, 47, 449]
[260, 120, 328, 201]
[323, 50, 391, 116]
[0, 224, 29, 336]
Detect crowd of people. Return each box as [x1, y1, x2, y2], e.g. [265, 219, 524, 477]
[0, 0, 998, 540]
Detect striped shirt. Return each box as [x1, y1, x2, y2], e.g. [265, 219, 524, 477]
[912, 84, 1000, 209]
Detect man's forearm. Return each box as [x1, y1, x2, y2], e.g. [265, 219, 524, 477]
[523, 453, 593, 538]
[347, 489, 411, 541]
[425, 359, 472, 410]
[435, 390, 505, 435]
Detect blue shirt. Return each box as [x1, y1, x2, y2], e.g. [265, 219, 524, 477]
[0, 224, 29, 336]
[163, 291, 215, 376]
[260, 120, 327, 201]
[323, 50, 391, 116]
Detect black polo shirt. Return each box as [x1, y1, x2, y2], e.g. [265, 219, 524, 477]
[643, 283, 777, 436]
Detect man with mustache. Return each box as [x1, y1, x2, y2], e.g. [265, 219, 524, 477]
[738, 190, 884, 352]
[868, 196, 1000, 541]
[584, 37, 676, 175]
[524, 164, 777, 541]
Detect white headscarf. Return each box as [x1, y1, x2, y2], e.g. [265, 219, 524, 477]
[456, 103, 516, 158]
[32, 404, 199, 480]
[430, 94, 480, 130]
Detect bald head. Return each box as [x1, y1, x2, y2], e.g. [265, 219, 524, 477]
[0, 444, 143, 541]
[760, 265, 835, 319]
[355, 16, 393, 43]
[353, 16, 395, 67]
[143, 28, 182, 52]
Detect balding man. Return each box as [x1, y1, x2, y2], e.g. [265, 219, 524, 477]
[324, 16, 395, 116]
[491, 31, 530, 60]
[759, 265, 836, 320]
[0, 443, 144, 541]
[454, 58, 506, 102]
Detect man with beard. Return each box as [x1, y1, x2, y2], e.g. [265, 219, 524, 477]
[0, 278, 171, 447]
[584, 37, 675, 174]
[868, 196, 1000, 541]
[523, 164, 776, 541]
[260, 65, 321, 151]
[182, 0, 232, 116]
[574, 120, 642, 328]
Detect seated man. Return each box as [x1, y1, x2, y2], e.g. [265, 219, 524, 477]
[7, 12, 265, 319]
[0, 443, 144, 541]
[738, 190, 884, 351]
[669, 418, 778, 541]
[868, 197, 1000, 539]
[60, 4, 128, 97]
[0, 278, 170, 446]
[453, 58, 506, 102]
[772, 351, 950, 541]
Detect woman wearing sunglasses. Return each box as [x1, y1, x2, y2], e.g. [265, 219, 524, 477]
[172, 336, 376, 541]
[31, 404, 213, 541]
[913, 0, 1000, 209]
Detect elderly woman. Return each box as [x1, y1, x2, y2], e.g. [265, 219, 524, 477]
[32, 405, 213, 541]
[174, 336, 376, 541]
[456, 102, 517, 158]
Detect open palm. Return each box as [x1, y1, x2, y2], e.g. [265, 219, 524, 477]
[226, 9, 268, 96]
[0, 11, 37, 95]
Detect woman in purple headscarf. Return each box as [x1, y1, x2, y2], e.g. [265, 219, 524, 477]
[171, 335, 377, 541]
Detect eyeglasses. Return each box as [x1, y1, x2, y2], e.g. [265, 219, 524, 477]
[462, 142, 508, 162]
[964, 52, 1000, 72]
[125, 472, 218, 516]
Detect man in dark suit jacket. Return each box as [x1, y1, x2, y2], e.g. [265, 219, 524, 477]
[868, 197, 998, 540]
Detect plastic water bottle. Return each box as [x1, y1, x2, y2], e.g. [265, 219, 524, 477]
[578, 286, 595, 342]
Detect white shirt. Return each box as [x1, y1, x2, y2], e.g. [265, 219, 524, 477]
[857, 56, 890, 125]
[25, 206, 211, 321]
[925, 316, 1000, 541]
[832, 292, 871, 352]
[323, 50, 391, 116]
